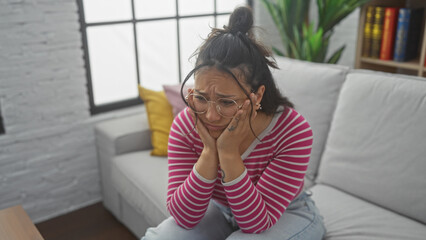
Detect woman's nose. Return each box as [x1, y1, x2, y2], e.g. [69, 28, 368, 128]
[205, 104, 221, 122]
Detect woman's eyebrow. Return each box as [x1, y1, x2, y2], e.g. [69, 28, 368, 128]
[194, 89, 236, 98]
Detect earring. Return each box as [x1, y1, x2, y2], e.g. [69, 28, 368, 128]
[256, 103, 262, 110]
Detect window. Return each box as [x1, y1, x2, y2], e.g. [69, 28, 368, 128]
[77, 0, 250, 114]
[0, 103, 4, 134]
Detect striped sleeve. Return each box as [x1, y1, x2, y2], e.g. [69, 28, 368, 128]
[166, 108, 216, 229]
[223, 108, 313, 233]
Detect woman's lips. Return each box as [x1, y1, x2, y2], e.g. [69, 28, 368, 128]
[204, 123, 226, 131]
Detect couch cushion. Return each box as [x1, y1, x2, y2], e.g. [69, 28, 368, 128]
[311, 184, 426, 240]
[95, 112, 152, 155]
[163, 83, 192, 117]
[111, 150, 169, 226]
[273, 57, 349, 186]
[138, 85, 174, 156]
[317, 70, 426, 224]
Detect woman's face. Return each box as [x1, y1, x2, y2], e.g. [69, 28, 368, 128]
[190, 67, 251, 139]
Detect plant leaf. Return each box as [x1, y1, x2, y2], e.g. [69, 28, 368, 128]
[320, 0, 371, 34]
[327, 45, 346, 64]
[272, 46, 286, 57]
[261, 0, 290, 55]
[262, 0, 368, 64]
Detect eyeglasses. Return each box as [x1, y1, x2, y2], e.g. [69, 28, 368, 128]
[185, 93, 244, 118]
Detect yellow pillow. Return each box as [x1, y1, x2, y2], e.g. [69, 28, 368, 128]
[138, 85, 174, 156]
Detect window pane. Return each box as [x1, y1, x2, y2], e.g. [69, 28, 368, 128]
[87, 24, 138, 105]
[137, 20, 179, 90]
[135, 0, 176, 19]
[216, 14, 230, 29]
[178, 0, 214, 16]
[179, 17, 214, 82]
[217, 0, 247, 13]
[83, 0, 132, 23]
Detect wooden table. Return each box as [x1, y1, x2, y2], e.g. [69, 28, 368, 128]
[0, 205, 44, 240]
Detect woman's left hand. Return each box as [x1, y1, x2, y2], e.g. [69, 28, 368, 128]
[216, 93, 257, 155]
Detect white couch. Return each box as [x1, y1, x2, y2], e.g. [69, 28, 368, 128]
[95, 57, 426, 239]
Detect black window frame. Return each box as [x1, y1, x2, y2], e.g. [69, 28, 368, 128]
[0, 114, 4, 135]
[0, 100, 4, 134]
[77, 0, 252, 115]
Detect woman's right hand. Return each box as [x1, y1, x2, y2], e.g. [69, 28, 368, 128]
[188, 108, 217, 153]
[188, 108, 219, 180]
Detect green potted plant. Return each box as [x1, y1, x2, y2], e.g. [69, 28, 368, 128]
[261, 0, 371, 63]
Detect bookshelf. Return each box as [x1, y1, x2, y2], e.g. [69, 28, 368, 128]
[355, 0, 426, 77]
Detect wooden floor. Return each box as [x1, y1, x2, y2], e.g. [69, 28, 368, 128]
[35, 202, 138, 240]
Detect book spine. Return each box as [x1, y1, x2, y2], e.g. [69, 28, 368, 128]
[362, 6, 375, 57]
[404, 8, 424, 61]
[393, 8, 411, 62]
[380, 8, 398, 60]
[371, 7, 385, 58]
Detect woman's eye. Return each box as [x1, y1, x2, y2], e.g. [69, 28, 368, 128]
[219, 99, 235, 107]
[194, 95, 207, 102]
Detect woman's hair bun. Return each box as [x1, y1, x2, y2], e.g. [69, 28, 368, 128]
[227, 6, 253, 35]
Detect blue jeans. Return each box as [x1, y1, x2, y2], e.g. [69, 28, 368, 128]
[142, 191, 326, 240]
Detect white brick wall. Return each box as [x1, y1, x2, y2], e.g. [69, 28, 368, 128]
[254, 0, 360, 67]
[0, 0, 102, 223]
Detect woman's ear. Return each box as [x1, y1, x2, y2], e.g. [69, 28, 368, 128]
[255, 85, 265, 105]
[184, 88, 193, 102]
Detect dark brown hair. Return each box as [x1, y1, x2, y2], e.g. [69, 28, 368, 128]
[180, 6, 293, 115]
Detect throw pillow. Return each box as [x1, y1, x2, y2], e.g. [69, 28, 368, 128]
[163, 84, 193, 116]
[138, 85, 174, 156]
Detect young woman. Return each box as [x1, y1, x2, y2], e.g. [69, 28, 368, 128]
[142, 6, 325, 240]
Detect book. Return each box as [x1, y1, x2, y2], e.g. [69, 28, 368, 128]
[393, 8, 424, 62]
[362, 6, 376, 57]
[405, 8, 424, 62]
[370, 6, 385, 58]
[380, 7, 399, 60]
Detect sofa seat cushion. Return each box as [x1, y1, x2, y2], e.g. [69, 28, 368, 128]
[311, 184, 426, 240]
[111, 150, 169, 226]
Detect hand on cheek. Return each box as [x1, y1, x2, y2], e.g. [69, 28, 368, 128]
[216, 97, 253, 153]
[188, 108, 217, 152]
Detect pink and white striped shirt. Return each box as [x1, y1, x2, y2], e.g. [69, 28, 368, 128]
[167, 106, 313, 233]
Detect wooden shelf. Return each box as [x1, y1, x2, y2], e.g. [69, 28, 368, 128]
[355, 0, 426, 77]
[360, 57, 420, 70]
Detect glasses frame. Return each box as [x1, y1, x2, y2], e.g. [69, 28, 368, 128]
[185, 93, 245, 118]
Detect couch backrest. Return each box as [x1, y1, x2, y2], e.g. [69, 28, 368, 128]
[273, 57, 349, 186]
[317, 70, 426, 224]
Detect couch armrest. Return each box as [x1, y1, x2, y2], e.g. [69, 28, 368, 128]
[95, 113, 152, 156]
[95, 112, 152, 218]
